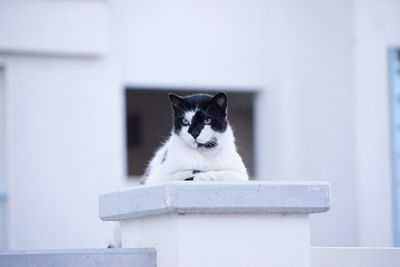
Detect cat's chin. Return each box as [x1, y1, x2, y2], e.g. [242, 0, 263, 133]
[183, 140, 199, 149]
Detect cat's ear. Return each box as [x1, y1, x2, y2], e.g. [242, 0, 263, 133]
[211, 92, 228, 111]
[168, 93, 185, 109]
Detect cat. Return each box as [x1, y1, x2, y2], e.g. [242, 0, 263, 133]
[144, 92, 248, 184]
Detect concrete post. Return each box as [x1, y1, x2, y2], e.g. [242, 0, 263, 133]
[99, 181, 330, 267]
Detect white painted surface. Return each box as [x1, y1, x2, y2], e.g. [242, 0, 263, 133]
[0, 67, 6, 249]
[0, 67, 5, 190]
[353, 0, 400, 246]
[311, 247, 400, 267]
[0, 55, 124, 249]
[0, 0, 108, 56]
[122, 214, 310, 267]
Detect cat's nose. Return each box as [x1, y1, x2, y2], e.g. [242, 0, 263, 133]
[189, 128, 200, 139]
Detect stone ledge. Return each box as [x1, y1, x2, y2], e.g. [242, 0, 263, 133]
[0, 248, 156, 267]
[99, 181, 330, 221]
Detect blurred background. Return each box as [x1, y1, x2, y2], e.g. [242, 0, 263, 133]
[0, 0, 400, 250]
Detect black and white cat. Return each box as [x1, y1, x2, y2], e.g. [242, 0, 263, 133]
[144, 92, 248, 184]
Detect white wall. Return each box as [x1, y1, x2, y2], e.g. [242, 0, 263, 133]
[0, 67, 5, 191]
[0, 66, 7, 249]
[353, 0, 400, 246]
[0, 1, 107, 56]
[0, 0, 125, 250]
[0, 54, 125, 249]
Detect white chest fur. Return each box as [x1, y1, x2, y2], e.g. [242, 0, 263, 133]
[145, 125, 248, 184]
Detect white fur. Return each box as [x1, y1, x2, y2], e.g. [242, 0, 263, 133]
[184, 110, 197, 122]
[145, 124, 248, 184]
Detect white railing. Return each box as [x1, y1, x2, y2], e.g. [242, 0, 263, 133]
[311, 247, 400, 267]
[0, 248, 156, 267]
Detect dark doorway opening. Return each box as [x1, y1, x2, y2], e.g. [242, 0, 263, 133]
[125, 88, 255, 178]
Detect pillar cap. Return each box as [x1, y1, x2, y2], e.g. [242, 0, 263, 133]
[99, 181, 330, 221]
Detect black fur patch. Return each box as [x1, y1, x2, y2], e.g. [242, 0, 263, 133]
[185, 170, 202, 181]
[168, 92, 228, 136]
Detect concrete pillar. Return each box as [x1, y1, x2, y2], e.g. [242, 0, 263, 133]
[99, 181, 330, 267]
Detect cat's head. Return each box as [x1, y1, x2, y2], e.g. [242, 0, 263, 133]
[168, 92, 228, 149]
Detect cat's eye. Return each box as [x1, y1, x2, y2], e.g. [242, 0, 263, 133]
[203, 118, 212, 125]
[182, 118, 190, 125]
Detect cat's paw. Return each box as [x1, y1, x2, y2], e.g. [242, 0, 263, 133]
[193, 172, 215, 181]
[166, 170, 195, 181]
